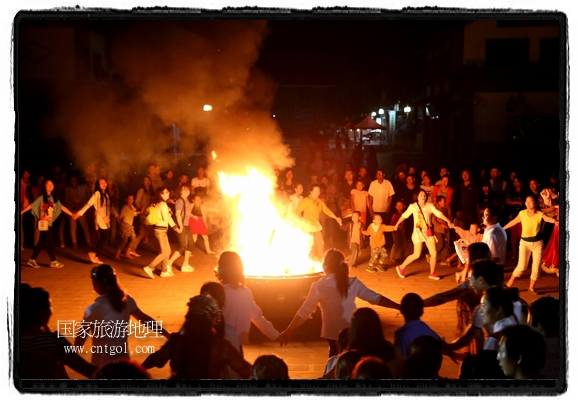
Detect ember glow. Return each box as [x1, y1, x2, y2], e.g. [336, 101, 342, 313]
[218, 168, 322, 277]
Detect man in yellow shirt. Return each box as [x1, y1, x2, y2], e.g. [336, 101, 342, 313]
[295, 184, 342, 261]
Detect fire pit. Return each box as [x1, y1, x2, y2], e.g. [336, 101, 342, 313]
[245, 272, 324, 341]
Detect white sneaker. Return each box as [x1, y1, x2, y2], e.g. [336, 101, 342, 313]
[181, 265, 194, 273]
[143, 266, 155, 279]
[50, 260, 64, 268]
[160, 267, 175, 277]
[27, 259, 39, 268]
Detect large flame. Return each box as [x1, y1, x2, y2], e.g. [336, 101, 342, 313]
[218, 167, 322, 277]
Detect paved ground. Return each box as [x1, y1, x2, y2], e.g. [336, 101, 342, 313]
[17, 233, 560, 381]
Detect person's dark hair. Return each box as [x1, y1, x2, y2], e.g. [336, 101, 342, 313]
[441, 173, 450, 180]
[337, 327, 350, 354]
[471, 350, 506, 379]
[217, 251, 245, 288]
[348, 308, 395, 362]
[322, 249, 349, 299]
[405, 174, 415, 182]
[95, 178, 111, 209]
[251, 355, 289, 379]
[351, 356, 392, 379]
[20, 286, 51, 328]
[485, 204, 501, 223]
[199, 282, 226, 339]
[529, 296, 560, 337]
[42, 179, 60, 204]
[409, 335, 443, 362]
[422, 173, 431, 181]
[309, 183, 321, 193]
[402, 353, 440, 379]
[351, 210, 361, 217]
[92, 264, 127, 313]
[94, 360, 152, 379]
[467, 242, 492, 264]
[336, 350, 363, 379]
[501, 325, 546, 375]
[152, 187, 168, 204]
[484, 286, 517, 319]
[179, 183, 191, 192]
[172, 295, 222, 379]
[417, 188, 428, 202]
[400, 293, 424, 320]
[469, 260, 503, 286]
[435, 195, 446, 204]
[142, 176, 153, 195]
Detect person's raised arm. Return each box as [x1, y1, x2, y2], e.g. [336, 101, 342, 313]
[502, 213, 521, 230]
[378, 295, 400, 310]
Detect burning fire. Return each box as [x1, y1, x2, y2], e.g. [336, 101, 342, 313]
[217, 167, 322, 277]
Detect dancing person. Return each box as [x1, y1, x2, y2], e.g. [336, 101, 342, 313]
[389, 201, 407, 263]
[190, 194, 216, 255]
[279, 249, 400, 357]
[340, 211, 365, 268]
[362, 214, 395, 273]
[216, 252, 280, 347]
[503, 195, 558, 293]
[394, 293, 440, 358]
[540, 188, 560, 277]
[21, 179, 73, 269]
[63, 175, 91, 249]
[114, 194, 140, 260]
[295, 184, 342, 261]
[142, 294, 252, 379]
[74, 264, 169, 366]
[130, 175, 155, 256]
[393, 189, 454, 280]
[479, 286, 520, 351]
[74, 178, 116, 265]
[142, 187, 182, 279]
[343, 307, 404, 378]
[166, 184, 195, 272]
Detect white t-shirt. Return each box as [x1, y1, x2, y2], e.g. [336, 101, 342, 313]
[222, 285, 280, 345]
[482, 223, 508, 265]
[401, 202, 444, 243]
[82, 294, 138, 366]
[368, 179, 395, 212]
[296, 274, 382, 340]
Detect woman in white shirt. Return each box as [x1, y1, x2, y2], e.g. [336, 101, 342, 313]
[393, 189, 454, 280]
[74, 178, 116, 265]
[216, 251, 280, 348]
[142, 187, 182, 279]
[279, 249, 400, 357]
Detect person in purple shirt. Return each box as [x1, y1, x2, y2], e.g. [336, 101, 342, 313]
[394, 293, 440, 358]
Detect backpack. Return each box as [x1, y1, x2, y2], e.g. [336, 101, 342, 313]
[144, 204, 159, 225]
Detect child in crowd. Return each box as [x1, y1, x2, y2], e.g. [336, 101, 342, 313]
[451, 222, 484, 282]
[362, 214, 396, 273]
[350, 180, 369, 225]
[340, 211, 365, 267]
[389, 201, 407, 264]
[190, 194, 216, 255]
[115, 194, 140, 260]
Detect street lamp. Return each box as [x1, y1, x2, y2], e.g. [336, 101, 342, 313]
[371, 111, 377, 117]
[403, 106, 411, 114]
[378, 109, 385, 145]
[203, 104, 213, 112]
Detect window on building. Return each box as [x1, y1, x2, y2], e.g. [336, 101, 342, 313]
[485, 39, 530, 68]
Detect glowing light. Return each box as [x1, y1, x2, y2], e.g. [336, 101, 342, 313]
[203, 104, 213, 112]
[371, 111, 377, 117]
[218, 168, 322, 277]
[404, 106, 411, 113]
[212, 151, 217, 160]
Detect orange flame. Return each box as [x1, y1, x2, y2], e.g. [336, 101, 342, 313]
[218, 167, 321, 277]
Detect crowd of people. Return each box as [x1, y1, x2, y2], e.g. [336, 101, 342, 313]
[19, 140, 562, 381]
